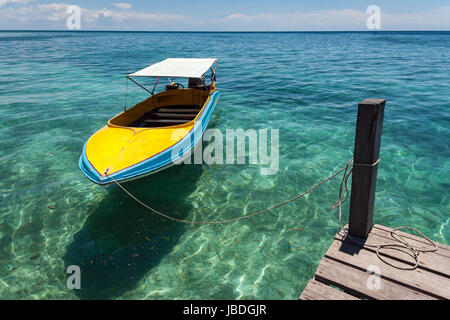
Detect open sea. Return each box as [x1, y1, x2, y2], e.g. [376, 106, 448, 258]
[0, 31, 449, 299]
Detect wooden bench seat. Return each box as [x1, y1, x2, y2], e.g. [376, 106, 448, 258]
[158, 108, 201, 113]
[153, 112, 197, 119]
[144, 119, 189, 124]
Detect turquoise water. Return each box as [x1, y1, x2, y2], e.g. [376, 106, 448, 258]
[0, 31, 449, 299]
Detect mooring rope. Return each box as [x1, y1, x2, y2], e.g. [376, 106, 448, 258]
[107, 159, 354, 225]
[331, 159, 438, 270]
[106, 158, 438, 270]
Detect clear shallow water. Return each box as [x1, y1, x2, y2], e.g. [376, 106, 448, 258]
[0, 31, 449, 299]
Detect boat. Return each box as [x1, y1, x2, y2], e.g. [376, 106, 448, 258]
[79, 58, 220, 185]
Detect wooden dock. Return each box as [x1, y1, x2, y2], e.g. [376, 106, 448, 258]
[299, 99, 449, 300]
[300, 224, 450, 300]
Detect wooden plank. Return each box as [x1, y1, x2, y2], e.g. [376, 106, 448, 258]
[299, 279, 360, 300]
[154, 112, 197, 119]
[334, 230, 450, 277]
[349, 98, 386, 238]
[324, 238, 450, 299]
[158, 108, 200, 113]
[374, 224, 450, 253]
[144, 119, 189, 124]
[314, 257, 436, 300]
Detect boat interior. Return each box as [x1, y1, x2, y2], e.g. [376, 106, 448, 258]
[109, 82, 211, 129]
[129, 104, 202, 128]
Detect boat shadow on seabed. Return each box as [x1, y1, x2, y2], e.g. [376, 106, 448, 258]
[63, 164, 204, 299]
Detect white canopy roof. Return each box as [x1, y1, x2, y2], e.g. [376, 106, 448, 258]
[128, 58, 217, 79]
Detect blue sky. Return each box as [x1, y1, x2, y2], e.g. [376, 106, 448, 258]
[0, 0, 449, 30]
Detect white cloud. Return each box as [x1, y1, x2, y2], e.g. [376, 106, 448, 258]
[381, 6, 450, 30]
[217, 7, 450, 31]
[0, 3, 449, 30]
[0, 0, 34, 7]
[0, 2, 193, 30]
[113, 3, 132, 10]
[218, 9, 367, 30]
[224, 13, 252, 22]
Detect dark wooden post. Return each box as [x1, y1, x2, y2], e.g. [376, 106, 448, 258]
[348, 99, 386, 238]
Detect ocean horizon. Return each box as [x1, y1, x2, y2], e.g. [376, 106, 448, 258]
[2, 30, 450, 32]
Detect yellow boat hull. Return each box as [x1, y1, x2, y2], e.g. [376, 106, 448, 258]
[79, 88, 220, 184]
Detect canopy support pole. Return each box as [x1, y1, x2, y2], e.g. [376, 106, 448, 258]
[124, 76, 129, 112]
[151, 77, 160, 95]
[209, 61, 217, 94]
[127, 76, 154, 96]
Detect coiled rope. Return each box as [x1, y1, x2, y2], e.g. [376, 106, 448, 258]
[331, 159, 438, 270]
[106, 158, 438, 269]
